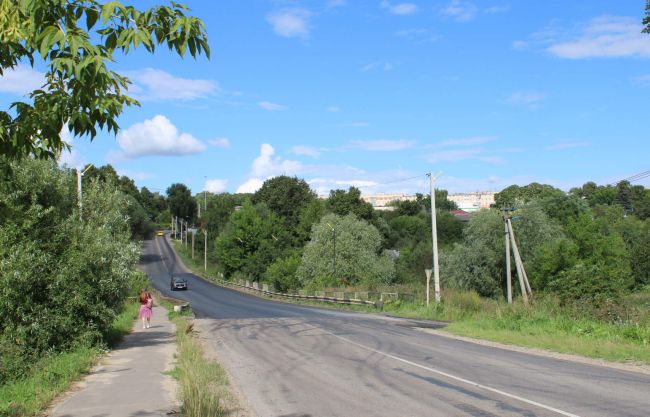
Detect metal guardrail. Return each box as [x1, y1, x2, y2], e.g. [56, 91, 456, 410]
[210, 277, 379, 307]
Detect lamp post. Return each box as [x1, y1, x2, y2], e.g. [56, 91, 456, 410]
[77, 163, 93, 221]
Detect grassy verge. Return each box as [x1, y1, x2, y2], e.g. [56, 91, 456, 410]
[157, 297, 233, 417]
[171, 238, 222, 279]
[0, 301, 140, 417]
[170, 238, 650, 365]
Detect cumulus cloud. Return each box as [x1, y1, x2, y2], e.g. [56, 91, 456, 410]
[116, 115, 206, 158]
[209, 137, 231, 148]
[236, 178, 265, 194]
[259, 101, 287, 111]
[124, 68, 219, 101]
[440, 0, 478, 22]
[267, 8, 312, 39]
[205, 179, 229, 193]
[57, 126, 87, 169]
[0, 65, 45, 96]
[236, 144, 303, 193]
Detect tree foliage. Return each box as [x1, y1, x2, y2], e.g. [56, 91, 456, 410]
[296, 213, 395, 289]
[494, 183, 565, 208]
[644, 0, 650, 34]
[326, 187, 375, 221]
[166, 183, 196, 221]
[0, 0, 209, 159]
[252, 176, 316, 229]
[0, 159, 139, 381]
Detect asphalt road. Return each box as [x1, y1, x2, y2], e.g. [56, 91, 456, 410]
[140, 237, 650, 417]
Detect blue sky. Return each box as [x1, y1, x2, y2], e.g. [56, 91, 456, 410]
[1, 0, 649, 196]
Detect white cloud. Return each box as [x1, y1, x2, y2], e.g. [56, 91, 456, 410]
[424, 149, 482, 163]
[429, 136, 495, 148]
[267, 8, 312, 39]
[349, 139, 416, 151]
[0, 65, 45, 96]
[259, 101, 287, 111]
[341, 121, 369, 127]
[361, 61, 394, 72]
[508, 91, 547, 105]
[512, 40, 528, 50]
[380, 1, 418, 15]
[396, 28, 440, 44]
[116, 115, 206, 158]
[292, 145, 322, 158]
[57, 126, 87, 169]
[545, 142, 590, 151]
[484, 5, 509, 14]
[544, 16, 650, 59]
[124, 68, 219, 101]
[116, 169, 154, 181]
[440, 0, 478, 22]
[236, 178, 265, 194]
[209, 137, 231, 148]
[205, 179, 229, 193]
[326, 106, 341, 112]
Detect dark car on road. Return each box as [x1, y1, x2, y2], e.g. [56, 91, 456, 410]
[170, 274, 188, 291]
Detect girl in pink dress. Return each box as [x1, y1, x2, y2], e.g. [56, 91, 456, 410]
[139, 289, 153, 329]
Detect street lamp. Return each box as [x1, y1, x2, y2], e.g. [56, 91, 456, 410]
[77, 163, 93, 221]
[326, 223, 336, 281]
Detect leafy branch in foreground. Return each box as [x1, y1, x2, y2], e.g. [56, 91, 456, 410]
[0, 0, 209, 159]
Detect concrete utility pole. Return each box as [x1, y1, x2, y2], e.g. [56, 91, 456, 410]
[425, 269, 432, 306]
[507, 218, 529, 304]
[204, 229, 207, 271]
[508, 218, 532, 297]
[502, 210, 512, 304]
[427, 172, 441, 303]
[77, 164, 93, 221]
[191, 230, 195, 259]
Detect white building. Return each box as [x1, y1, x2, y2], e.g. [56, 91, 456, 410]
[360, 193, 416, 211]
[447, 192, 495, 212]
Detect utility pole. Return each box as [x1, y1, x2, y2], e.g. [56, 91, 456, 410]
[427, 172, 441, 302]
[76, 164, 93, 221]
[502, 209, 512, 304]
[204, 229, 207, 271]
[507, 217, 529, 304]
[508, 218, 532, 297]
[191, 230, 195, 259]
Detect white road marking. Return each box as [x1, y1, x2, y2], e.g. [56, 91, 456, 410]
[322, 330, 581, 417]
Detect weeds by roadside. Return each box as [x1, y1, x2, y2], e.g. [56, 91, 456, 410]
[158, 297, 233, 417]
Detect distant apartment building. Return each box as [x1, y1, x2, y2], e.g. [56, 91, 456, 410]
[447, 192, 495, 212]
[360, 193, 416, 211]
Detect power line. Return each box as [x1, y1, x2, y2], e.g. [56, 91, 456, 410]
[608, 169, 650, 186]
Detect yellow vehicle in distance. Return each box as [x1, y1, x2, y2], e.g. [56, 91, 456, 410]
[156, 230, 165, 237]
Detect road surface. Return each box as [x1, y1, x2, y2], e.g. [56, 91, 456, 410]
[140, 237, 650, 417]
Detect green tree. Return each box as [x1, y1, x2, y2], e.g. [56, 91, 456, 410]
[166, 183, 196, 221]
[326, 187, 375, 221]
[264, 252, 302, 293]
[0, 0, 209, 159]
[214, 202, 285, 278]
[296, 213, 395, 289]
[252, 176, 316, 228]
[494, 183, 565, 207]
[643, 1, 650, 33]
[0, 159, 139, 381]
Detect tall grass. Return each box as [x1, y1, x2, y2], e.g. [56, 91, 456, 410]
[163, 302, 231, 417]
[0, 301, 140, 417]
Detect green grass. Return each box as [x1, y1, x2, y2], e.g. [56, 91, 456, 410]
[172, 239, 223, 279]
[0, 301, 140, 417]
[171, 238, 650, 366]
[161, 300, 232, 417]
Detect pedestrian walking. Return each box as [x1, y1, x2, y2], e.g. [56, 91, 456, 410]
[139, 289, 154, 329]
